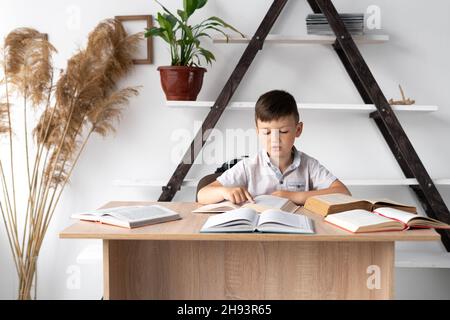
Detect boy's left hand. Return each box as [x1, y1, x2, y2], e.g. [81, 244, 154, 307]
[271, 190, 306, 204]
[271, 190, 291, 199]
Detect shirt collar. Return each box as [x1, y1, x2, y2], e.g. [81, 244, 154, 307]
[261, 146, 301, 171]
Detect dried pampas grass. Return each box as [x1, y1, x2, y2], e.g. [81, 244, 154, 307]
[0, 19, 140, 300]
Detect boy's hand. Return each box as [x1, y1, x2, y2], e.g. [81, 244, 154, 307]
[221, 187, 254, 204]
[271, 190, 293, 200]
[272, 190, 307, 204]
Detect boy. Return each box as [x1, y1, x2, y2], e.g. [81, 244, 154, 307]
[197, 90, 351, 205]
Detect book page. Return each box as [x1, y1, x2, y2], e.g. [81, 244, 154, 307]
[310, 193, 362, 205]
[373, 207, 417, 224]
[325, 209, 403, 232]
[257, 210, 314, 233]
[192, 201, 239, 213]
[367, 198, 412, 207]
[201, 208, 258, 229]
[241, 195, 291, 212]
[72, 206, 144, 218]
[106, 205, 179, 222]
[258, 210, 303, 227]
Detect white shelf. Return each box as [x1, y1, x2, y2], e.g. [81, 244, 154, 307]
[346, 179, 450, 186]
[166, 101, 438, 112]
[76, 244, 102, 265]
[395, 250, 450, 268]
[212, 34, 390, 45]
[114, 179, 199, 188]
[113, 178, 450, 188]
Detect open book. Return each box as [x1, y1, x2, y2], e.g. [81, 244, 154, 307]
[200, 207, 314, 234]
[71, 205, 181, 229]
[193, 195, 299, 214]
[304, 193, 416, 217]
[324, 207, 450, 233]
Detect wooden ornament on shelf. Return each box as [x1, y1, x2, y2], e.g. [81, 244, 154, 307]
[389, 84, 415, 105]
[115, 15, 153, 65]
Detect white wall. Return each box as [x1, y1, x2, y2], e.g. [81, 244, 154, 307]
[0, 0, 449, 299]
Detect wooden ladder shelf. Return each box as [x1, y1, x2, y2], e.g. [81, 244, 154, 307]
[157, 0, 450, 251]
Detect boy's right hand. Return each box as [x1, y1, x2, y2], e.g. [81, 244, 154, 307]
[221, 187, 254, 204]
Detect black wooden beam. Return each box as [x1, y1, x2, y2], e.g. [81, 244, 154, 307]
[370, 112, 450, 250]
[158, 0, 289, 201]
[311, 0, 450, 249]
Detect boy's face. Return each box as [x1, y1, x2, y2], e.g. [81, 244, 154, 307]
[256, 116, 303, 159]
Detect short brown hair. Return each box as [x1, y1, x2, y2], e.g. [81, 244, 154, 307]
[255, 90, 299, 124]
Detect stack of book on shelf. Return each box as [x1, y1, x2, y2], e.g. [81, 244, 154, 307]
[306, 13, 364, 35]
[71, 205, 181, 229]
[304, 193, 450, 233]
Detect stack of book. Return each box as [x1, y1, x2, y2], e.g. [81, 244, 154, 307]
[306, 13, 364, 35]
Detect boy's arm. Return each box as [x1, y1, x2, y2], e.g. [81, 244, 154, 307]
[197, 180, 254, 205]
[272, 179, 351, 205]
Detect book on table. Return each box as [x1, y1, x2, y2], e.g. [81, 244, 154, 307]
[200, 207, 314, 234]
[304, 193, 416, 217]
[71, 205, 181, 229]
[193, 195, 299, 214]
[324, 207, 450, 233]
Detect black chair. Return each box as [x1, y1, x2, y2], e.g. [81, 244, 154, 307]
[195, 156, 248, 202]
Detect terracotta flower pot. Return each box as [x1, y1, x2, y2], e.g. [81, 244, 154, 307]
[157, 66, 207, 101]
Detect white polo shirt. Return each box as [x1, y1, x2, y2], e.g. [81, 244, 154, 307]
[216, 146, 337, 197]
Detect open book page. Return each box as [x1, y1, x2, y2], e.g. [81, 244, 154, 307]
[368, 199, 416, 213]
[373, 207, 417, 224]
[200, 208, 258, 232]
[192, 201, 239, 213]
[307, 193, 360, 205]
[194, 195, 297, 214]
[106, 205, 179, 222]
[243, 195, 299, 213]
[72, 206, 145, 220]
[324, 209, 405, 233]
[257, 209, 314, 234]
[374, 207, 450, 229]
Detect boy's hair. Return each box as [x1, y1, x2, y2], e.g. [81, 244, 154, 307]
[255, 90, 300, 124]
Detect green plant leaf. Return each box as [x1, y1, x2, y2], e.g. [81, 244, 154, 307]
[206, 16, 245, 37]
[196, 0, 208, 10]
[184, 0, 197, 19]
[177, 9, 188, 21]
[145, 27, 170, 43]
[163, 13, 178, 29]
[157, 13, 175, 43]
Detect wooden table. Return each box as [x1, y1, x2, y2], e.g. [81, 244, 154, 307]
[60, 202, 440, 300]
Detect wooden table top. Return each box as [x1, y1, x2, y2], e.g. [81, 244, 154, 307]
[59, 201, 441, 242]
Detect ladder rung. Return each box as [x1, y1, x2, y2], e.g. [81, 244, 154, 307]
[165, 101, 438, 112]
[213, 34, 390, 44]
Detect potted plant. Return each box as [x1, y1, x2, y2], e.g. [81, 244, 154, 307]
[145, 0, 243, 101]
